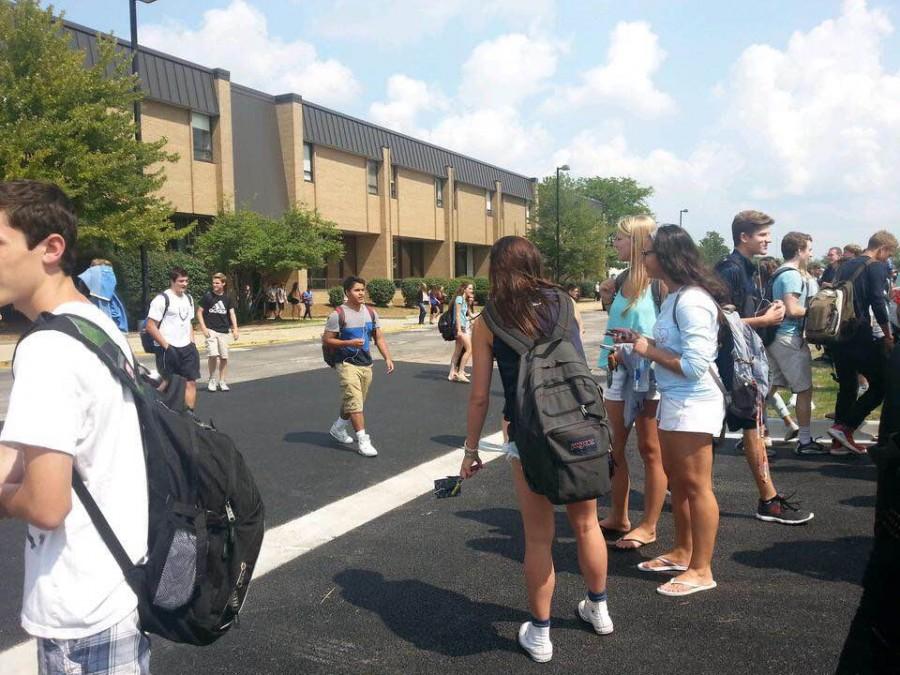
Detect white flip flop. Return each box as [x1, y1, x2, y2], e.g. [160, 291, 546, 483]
[656, 580, 718, 597]
[637, 557, 688, 573]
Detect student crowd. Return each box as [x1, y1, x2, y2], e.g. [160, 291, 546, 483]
[0, 178, 895, 672]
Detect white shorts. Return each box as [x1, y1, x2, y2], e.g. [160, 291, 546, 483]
[657, 393, 725, 436]
[205, 331, 232, 359]
[766, 333, 812, 393]
[604, 366, 661, 402]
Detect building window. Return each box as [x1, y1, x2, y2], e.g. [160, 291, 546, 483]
[435, 178, 444, 207]
[526, 200, 531, 222]
[390, 166, 398, 199]
[367, 160, 379, 195]
[191, 112, 213, 162]
[486, 190, 493, 214]
[303, 143, 313, 182]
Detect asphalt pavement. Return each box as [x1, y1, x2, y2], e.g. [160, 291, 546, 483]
[0, 310, 878, 674]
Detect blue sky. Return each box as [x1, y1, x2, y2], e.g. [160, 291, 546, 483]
[49, 0, 900, 249]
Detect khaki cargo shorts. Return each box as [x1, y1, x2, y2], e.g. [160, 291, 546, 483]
[205, 330, 232, 359]
[336, 362, 374, 414]
[767, 332, 813, 393]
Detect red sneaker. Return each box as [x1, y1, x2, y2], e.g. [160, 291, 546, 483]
[827, 424, 867, 455]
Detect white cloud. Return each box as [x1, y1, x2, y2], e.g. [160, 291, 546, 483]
[369, 75, 449, 136]
[545, 21, 676, 118]
[141, 0, 361, 106]
[459, 33, 564, 107]
[429, 107, 550, 173]
[312, 0, 556, 46]
[722, 0, 900, 200]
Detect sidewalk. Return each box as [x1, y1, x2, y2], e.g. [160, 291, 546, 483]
[0, 300, 608, 368]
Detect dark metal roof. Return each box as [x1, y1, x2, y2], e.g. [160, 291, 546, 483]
[64, 19, 219, 116]
[303, 103, 534, 201]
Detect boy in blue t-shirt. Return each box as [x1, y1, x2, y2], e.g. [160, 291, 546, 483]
[323, 276, 394, 457]
[766, 232, 822, 454]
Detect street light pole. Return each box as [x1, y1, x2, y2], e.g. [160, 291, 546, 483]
[679, 208, 688, 227]
[555, 164, 569, 282]
[130, 0, 157, 312]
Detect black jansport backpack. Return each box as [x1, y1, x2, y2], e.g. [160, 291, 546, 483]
[482, 290, 612, 504]
[17, 313, 265, 646]
[438, 305, 457, 341]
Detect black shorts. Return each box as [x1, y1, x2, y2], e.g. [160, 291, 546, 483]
[156, 344, 201, 381]
[725, 410, 758, 433]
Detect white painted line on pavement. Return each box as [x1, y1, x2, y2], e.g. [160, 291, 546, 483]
[0, 432, 506, 673]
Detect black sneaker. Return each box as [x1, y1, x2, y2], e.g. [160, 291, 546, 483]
[755, 494, 814, 525]
[795, 440, 828, 456]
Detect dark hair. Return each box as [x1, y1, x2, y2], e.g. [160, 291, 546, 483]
[758, 256, 779, 286]
[488, 235, 559, 337]
[781, 231, 811, 260]
[0, 180, 77, 275]
[290, 281, 299, 293]
[652, 225, 728, 303]
[342, 275, 366, 293]
[169, 266, 189, 281]
[564, 283, 578, 292]
[731, 210, 774, 247]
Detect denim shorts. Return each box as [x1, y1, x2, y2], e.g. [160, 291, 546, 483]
[503, 440, 520, 461]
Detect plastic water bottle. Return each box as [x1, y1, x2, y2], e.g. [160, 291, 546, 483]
[634, 358, 650, 393]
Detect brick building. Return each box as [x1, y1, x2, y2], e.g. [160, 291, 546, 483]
[68, 19, 537, 293]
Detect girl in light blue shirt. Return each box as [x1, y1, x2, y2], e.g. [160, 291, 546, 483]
[613, 225, 727, 599]
[600, 215, 667, 552]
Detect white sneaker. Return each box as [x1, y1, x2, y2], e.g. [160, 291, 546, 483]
[517, 621, 552, 663]
[329, 419, 354, 445]
[356, 432, 378, 457]
[218, 381, 230, 392]
[207, 379, 217, 392]
[577, 597, 614, 635]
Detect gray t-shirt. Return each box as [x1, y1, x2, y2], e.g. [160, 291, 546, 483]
[325, 304, 381, 366]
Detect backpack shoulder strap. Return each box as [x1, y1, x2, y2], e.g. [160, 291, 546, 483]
[336, 305, 346, 331]
[551, 288, 573, 338]
[481, 300, 534, 356]
[614, 269, 629, 294]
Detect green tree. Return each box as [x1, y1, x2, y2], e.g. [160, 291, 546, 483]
[529, 173, 607, 282]
[0, 1, 184, 252]
[194, 205, 344, 291]
[579, 177, 654, 269]
[697, 230, 730, 267]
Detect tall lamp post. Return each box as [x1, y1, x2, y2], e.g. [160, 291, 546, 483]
[130, 0, 157, 312]
[679, 208, 688, 227]
[555, 164, 570, 282]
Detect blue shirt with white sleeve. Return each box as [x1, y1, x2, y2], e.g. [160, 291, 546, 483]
[652, 287, 721, 400]
[771, 266, 808, 337]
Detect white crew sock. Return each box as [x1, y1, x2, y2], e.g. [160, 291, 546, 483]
[357, 429, 368, 440]
[799, 426, 812, 445]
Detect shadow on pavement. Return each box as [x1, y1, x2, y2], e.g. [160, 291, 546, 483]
[776, 462, 877, 482]
[840, 495, 877, 508]
[431, 434, 466, 448]
[732, 535, 872, 584]
[333, 569, 524, 657]
[283, 430, 351, 451]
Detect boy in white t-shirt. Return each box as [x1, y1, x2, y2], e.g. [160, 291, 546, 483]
[145, 267, 201, 410]
[0, 180, 150, 673]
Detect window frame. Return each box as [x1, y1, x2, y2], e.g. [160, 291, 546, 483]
[367, 160, 379, 195]
[191, 112, 213, 163]
[435, 177, 444, 208]
[303, 143, 314, 182]
[486, 189, 493, 214]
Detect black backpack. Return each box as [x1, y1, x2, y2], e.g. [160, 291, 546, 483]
[16, 313, 265, 646]
[438, 305, 457, 341]
[482, 291, 612, 504]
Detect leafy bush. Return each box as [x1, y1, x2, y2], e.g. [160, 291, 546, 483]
[399, 278, 426, 307]
[578, 281, 596, 299]
[367, 278, 395, 307]
[328, 286, 345, 307]
[114, 249, 211, 326]
[473, 276, 490, 306]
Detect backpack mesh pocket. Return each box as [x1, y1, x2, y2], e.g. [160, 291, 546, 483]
[153, 527, 198, 610]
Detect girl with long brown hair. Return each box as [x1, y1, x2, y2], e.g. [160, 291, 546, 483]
[448, 281, 474, 382]
[459, 236, 611, 663]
